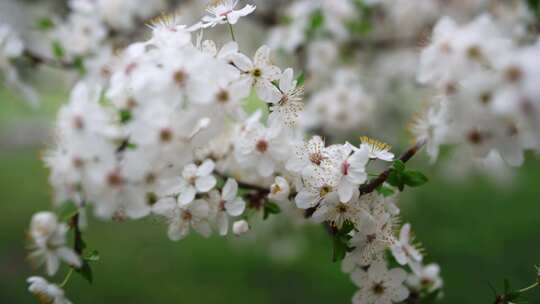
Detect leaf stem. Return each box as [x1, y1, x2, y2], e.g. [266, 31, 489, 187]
[59, 268, 74, 288]
[228, 23, 236, 42]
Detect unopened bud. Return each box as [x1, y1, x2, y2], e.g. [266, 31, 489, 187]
[232, 220, 249, 236]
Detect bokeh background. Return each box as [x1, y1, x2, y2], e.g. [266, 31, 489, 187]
[1, 85, 539, 303]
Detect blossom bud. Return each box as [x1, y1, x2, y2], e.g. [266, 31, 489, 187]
[30, 212, 58, 241]
[268, 176, 290, 202]
[232, 220, 249, 236]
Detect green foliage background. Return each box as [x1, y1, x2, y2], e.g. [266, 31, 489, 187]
[0, 87, 539, 303]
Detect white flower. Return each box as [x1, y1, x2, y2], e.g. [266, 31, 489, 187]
[360, 136, 394, 161]
[27, 276, 72, 304]
[152, 197, 212, 241]
[351, 261, 410, 304]
[28, 212, 81, 276]
[286, 136, 332, 174]
[312, 191, 366, 228]
[202, 0, 256, 28]
[327, 143, 369, 202]
[295, 166, 340, 209]
[391, 223, 423, 266]
[166, 160, 217, 206]
[407, 263, 443, 293]
[232, 219, 250, 235]
[234, 118, 289, 177]
[269, 176, 290, 202]
[208, 178, 246, 235]
[267, 68, 304, 127]
[231, 45, 281, 102]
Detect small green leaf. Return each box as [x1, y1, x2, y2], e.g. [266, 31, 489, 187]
[75, 261, 93, 284]
[296, 72, 305, 87]
[119, 110, 132, 124]
[376, 184, 395, 197]
[263, 201, 281, 220]
[57, 202, 78, 221]
[73, 56, 86, 75]
[387, 170, 405, 192]
[393, 160, 405, 173]
[52, 41, 64, 60]
[36, 17, 54, 30]
[85, 250, 100, 262]
[403, 171, 429, 187]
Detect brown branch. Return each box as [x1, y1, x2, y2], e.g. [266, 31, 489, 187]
[70, 213, 84, 255]
[23, 50, 77, 69]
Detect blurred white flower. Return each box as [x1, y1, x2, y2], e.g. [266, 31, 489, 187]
[27, 276, 71, 304]
[202, 0, 256, 28]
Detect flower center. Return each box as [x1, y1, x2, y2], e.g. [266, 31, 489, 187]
[217, 90, 230, 103]
[319, 185, 332, 197]
[341, 161, 350, 175]
[252, 68, 262, 78]
[182, 210, 193, 221]
[160, 128, 173, 142]
[256, 139, 268, 153]
[173, 69, 188, 87]
[372, 282, 386, 295]
[107, 171, 123, 187]
[309, 152, 325, 166]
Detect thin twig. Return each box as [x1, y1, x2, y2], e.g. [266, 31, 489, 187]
[23, 50, 76, 69]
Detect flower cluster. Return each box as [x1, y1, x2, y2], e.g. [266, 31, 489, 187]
[415, 14, 540, 167]
[0, 23, 38, 104]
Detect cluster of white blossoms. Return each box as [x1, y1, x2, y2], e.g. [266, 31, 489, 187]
[24, 2, 448, 303]
[415, 14, 540, 167]
[0, 23, 38, 104]
[301, 69, 376, 133]
[46, 0, 165, 60]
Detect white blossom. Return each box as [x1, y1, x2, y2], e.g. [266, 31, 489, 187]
[202, 0, 256, 28]
[27, 277, 71, 304]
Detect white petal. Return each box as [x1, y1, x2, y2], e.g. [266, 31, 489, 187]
[338, 181, 354, 203]
[255, 80, 281, 103]
[295, 191, 318, 209]
[46, 254, 60, 276]
[195, 175, 217, 192]
[217, 212, 229, 236]
[190, 199, 210, 218]
[222, 178, 238, 202]
[168, 221, 188, 241]
[56, 248, 82, 267]
[230, 53, 253, 71]
[279, 68, 294, 93]
[254, 45, 270, 66]
[197, 159, 215, 176]
[178, 186, 196, 205]
[225, 198, 245, 216]
[152, 197, 177, 216]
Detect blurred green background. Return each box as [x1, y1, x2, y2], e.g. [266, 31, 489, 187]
[1, 86, 539, 304]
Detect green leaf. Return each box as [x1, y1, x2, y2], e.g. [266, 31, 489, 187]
[306, 9, 324, 39]
[85, 250, 100, 262]
[75, 261, 93, 284]
[393, 160, 405, 173]
[376, 184, 395, 197]
[119, 109, 132, 124]
[73, 56, 86, 75]
[36, 17, 54, 30]
[331, 220, 355, 262]
[263, 201, 281, 220]
[296, 72, 305, 87]
[57, 201, 78, 221]
[403, 170, 429, 187]
[51, 41, 64, 60]
[387, 170, 405, 192]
